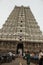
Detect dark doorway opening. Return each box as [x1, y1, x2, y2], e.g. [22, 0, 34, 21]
[16, 42, 24, 55]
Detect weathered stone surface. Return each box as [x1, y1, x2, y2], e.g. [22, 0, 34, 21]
[0, 6, 43, 52]
[0, 6, 43, 42]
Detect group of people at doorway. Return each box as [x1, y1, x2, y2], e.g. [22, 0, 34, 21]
[18, 49, 43, 65]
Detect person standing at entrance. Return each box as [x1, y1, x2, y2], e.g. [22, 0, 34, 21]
[39, 50, 43, 65]
[25, 50, 30, 65]
[18, 49, 22, 57]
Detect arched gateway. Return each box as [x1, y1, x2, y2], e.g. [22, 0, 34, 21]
[16, 42, 24, 55]
[0, 6, 43, 53]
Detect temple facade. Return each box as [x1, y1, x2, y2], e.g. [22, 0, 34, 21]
[0, 6, 43, 53]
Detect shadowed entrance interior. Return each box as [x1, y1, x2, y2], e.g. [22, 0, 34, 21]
[16, 42, 24, 55]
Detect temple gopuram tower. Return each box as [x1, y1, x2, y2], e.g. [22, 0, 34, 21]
[0, 6, 43, 53]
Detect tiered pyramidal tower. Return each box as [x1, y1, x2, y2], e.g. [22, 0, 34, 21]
[0, 6, 43, 53]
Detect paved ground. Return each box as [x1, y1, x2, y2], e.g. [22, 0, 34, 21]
[1, 58, 38, 65]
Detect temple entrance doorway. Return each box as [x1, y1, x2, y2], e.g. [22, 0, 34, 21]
[16, 42, 24, 56]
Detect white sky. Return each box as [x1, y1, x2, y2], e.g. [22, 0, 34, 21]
[0, 0, 43, 32]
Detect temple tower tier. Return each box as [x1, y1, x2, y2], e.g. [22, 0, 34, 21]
[0, 6, 43, 53]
